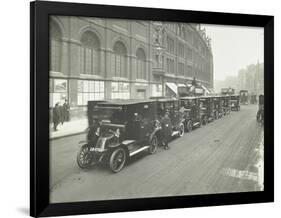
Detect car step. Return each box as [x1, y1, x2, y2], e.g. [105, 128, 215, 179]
[129, 146, 150, 157]
[193, 122, 200, 126]
[171, 131, 179, 137]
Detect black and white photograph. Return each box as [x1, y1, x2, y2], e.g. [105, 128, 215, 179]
[49, 16, 265, 203]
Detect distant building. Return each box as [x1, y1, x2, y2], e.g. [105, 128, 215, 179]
[215, 62, 264, 95]
[49, 16, 213, 118]
[237, 62, 264, 95]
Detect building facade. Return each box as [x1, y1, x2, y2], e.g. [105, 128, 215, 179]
[49, 16, 213, 118]
[237, 62, 264, 95]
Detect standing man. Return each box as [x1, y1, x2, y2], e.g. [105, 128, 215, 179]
[59, 102, 65, 125]
[160, 111, 172, 150]
[63, 99, 70, 122]
[53, 102, 60, 131]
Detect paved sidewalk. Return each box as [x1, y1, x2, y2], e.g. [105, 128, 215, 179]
[50, 118, 88, 140]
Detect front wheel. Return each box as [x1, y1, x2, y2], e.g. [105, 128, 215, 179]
[215, 111, 219, 120]
[202, 116, 208, 125]
[186, 120, 192, 132]
[109, 147, 126, 173]
[77, 145, 93, 169]
[148, 135, 158, 154]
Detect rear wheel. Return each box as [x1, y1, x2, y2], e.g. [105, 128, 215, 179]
[186, 120, 192, 132]
[178, 123, 185, 137]
[148, 135, 158, 154]
[202, 116, 207, 125]
[109, 147, 126, 173]
[215, 111, 219, 120]
[77, 145, 93, 169]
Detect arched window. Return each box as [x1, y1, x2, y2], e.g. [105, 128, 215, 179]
[113, 41, 127, 78]
[81, 31, 100, 75]
[136, 48, 146, 80]
[50, 20, 62, 72]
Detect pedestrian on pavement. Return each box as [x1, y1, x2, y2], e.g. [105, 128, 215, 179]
[63, 99, 70, 122]
[59, 103, 65, 125]
[160, 111, 172, 150]
[53, 102, 61, 131]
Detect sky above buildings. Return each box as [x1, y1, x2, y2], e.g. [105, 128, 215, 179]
[202, 24, 264, 81]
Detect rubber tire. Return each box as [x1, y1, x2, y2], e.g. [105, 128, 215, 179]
[109, 147, 126, 173]
[178, 123, 185, 137]
[202, 116, 207, 125]
[77, 145, 93, 169]
[148, 135, 158, 154]
[215, 112, 219, 120]
[186, 120, 192, 132]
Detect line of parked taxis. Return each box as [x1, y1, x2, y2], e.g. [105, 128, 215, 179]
[77, 94, 241, 173]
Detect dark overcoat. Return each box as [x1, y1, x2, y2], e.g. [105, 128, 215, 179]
[53, 106, 61, 124]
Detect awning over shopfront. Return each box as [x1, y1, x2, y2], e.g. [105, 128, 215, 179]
[166, 82, 178, 96]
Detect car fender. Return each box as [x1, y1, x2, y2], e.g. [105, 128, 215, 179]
[150, 126, 161, 140]
[180, 118, 186, 125]
[107, 142, 122, 149]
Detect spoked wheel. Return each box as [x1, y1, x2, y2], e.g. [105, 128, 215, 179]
[202, 116, 208, 125]
[215, 112, 219, 120]
[109, 147, 126, 173]
[186, 121, 193, 132]
[178, 123, 185, 137]
[77, 145, 93, 169]
[148, 135, 158, 154]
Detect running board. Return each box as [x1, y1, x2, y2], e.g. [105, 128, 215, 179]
[171, 131, 179, 137]
[193, 122, 200, 126]
[129, 146, 150, 157]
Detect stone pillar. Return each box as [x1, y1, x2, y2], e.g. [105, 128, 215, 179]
[100, 49, 106, 76]
[69, 41, 81, 77]
[61, 40, 69, 75]
[68, 79, 78, 107]
[105, 80, 112, 100]
[131, 55, 137, 81]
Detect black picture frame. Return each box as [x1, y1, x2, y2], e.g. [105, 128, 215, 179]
[30, 1, 274, 217]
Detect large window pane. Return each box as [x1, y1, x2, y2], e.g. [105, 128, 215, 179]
[77, 80, 105, 106]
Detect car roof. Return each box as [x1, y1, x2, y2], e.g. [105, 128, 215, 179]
[96, 99, 155, 106]
[199, 96, 214, 99]
[155, 98, 178, 102]
[180, 96, 199, 100]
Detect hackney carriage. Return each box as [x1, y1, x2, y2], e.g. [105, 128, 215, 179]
[221, 95, 231, 115]
[213, 96, 224, 119]
[180, 96, 204, 131]
[153, 97, 185, 138]
[77, 99, 161, 173]
[230, 94, 240, 111]
[199, 96, 216, 123]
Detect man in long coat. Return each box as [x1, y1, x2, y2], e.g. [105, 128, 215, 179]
[63, 99, 70, 122]
[160, 111, 172, 150]
[53, 103, 60, 131]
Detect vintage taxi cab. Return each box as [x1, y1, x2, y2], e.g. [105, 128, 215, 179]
[213, 96, 224, 119]
[180, 96, 203, 131]
[240, 90, 249, 105]
[199, 96, 215, 124]
[77, 99, 161, 173]
[230, 94, 240, 111]
[221, 95, 231, 115]
[154, 97, 185, 137]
